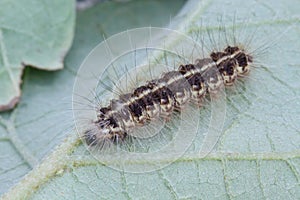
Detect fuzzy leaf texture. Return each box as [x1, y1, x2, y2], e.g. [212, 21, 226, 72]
[1, 0, 300, 199]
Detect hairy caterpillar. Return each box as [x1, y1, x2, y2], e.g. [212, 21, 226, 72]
[83, 46, 251, 146]
[72, 22, 284, 172]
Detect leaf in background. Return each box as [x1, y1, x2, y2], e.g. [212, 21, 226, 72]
[0, 0, 75, 111]
[0, 0, 185, 198]
[2, 0, 300, 199]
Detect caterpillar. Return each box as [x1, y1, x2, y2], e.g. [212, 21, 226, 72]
[70, 23, 287, 172]
[83, 45, 252, 148]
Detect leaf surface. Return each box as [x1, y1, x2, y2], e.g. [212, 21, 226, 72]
[0, 0, 75, 110]
[0, 0, 185, 198]
[1, 0, 300, 199]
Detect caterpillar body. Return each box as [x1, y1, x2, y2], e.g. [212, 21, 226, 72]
[84, 45, 252, 147]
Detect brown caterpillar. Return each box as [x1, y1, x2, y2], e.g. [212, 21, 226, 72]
[83, 45, 252, 147]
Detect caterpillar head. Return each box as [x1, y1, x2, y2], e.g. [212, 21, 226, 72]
[83, 120, 111, 147]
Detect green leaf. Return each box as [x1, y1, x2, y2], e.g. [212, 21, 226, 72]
[0, 0, 75, 111]
[1, 0, 300, 199]
[0, 0, 185, 198]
